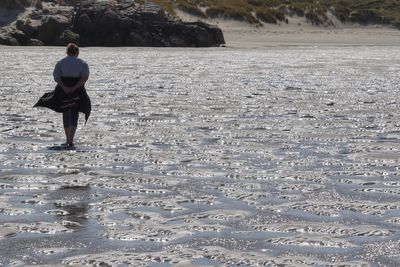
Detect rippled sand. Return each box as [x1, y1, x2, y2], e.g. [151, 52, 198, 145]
[1, 46, 400, 266]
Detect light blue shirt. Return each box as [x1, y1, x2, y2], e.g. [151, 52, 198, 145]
[53, 56, 89, 80]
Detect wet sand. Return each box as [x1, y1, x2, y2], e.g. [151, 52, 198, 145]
[1, 46, 400, 266]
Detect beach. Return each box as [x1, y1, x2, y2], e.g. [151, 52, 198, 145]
[1, 13, 400, 266]
[176, 10, 400, 47]
[1, 44, 400, 266]
[223, 24, 400, 47]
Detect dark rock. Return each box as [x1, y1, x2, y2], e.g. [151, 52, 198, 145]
[29, 10, 44, 20]
[0, 34, 19, 45]
[37, 15, 70, 45]
[190, 25, 213, 47]
[212, 27, 225, 45]
[63, 0, 81, 6]
[16, 19, 25, 30]
[125, 31, 145, 46]
[169, 35, 188, 47]
[16, 19, 37, 37]
[10, 30, 28, 45]
[119, 17, 132, 31]
[54, 29, 80, 45]
[75, 13, 95, 34]
[184, 21, 225, 47]
[140, 3, 167, 22]
[35, 0, 43, 10]
[27, 38, 44, 46]
[106, 32, 124, 47]
[98, 10, 118, 31]
[150, 32, 169, 47]
[1, 0, 225, 47]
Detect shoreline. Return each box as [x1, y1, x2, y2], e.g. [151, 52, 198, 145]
[222, 24, 400, 48]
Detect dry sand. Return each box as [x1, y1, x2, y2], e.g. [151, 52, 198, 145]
[176, 10, 400, 47]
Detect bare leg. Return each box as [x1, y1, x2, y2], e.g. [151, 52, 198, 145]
[70, 126, 77, 145]
[64, 127, 72, 145]
[63, 110, 78, 146]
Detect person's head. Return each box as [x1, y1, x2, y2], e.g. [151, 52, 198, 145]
[66, 43, 79, 57]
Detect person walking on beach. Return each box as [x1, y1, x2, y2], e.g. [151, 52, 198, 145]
[52, 43, 90, 147]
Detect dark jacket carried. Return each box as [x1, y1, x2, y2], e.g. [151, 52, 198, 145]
[34, 77, 91, 124]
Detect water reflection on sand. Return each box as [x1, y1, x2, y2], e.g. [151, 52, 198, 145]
[0, 46, 400, 266]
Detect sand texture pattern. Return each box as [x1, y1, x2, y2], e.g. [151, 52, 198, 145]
[0, 46, 400, 266]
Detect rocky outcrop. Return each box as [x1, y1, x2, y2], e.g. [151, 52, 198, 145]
[37, 14, 70, 44]
[0, 0, 225, 47]
[72, 1, 224, 47]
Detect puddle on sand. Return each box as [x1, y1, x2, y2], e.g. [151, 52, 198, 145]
[1, 46, 400, 266]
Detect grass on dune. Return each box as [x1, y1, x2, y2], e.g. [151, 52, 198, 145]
[3, 0, 398, 27]
[150, 0, 400, 28]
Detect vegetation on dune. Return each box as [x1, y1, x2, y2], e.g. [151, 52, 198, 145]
[149, 0, 400, 28]
[2, 0, 399, 28]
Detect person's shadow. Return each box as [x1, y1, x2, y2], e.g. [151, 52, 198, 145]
[48, 145, 75, 151]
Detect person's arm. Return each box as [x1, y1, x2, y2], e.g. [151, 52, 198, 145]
[55, 77, 71, 94]
[69, 61, 89, 94]
[70, 76, 88, 94]
[53, 61, 71, 94]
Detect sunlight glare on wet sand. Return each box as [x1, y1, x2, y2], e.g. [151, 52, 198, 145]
[0, 46, 400, 266]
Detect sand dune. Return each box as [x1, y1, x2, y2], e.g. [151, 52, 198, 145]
[176, 10, 400, 47]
